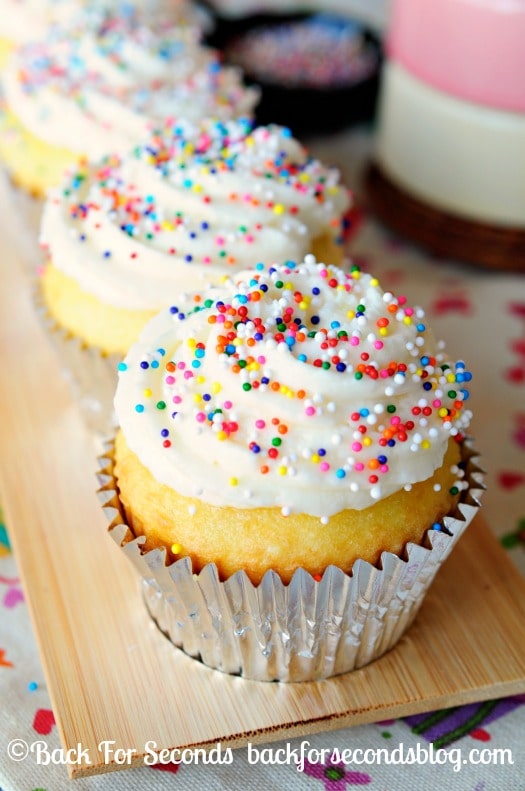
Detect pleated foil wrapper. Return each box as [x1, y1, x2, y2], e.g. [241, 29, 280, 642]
[97, 439, 484, 683]
[0, 168, 43, 273]
[33, 277, 120, 436]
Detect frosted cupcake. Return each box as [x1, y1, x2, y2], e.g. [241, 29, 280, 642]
[99, 256, 483, 681]
[0, 7, 257, 197]
[38, 118, 350, 430]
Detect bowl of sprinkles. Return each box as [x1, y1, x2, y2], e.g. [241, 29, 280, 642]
[98, 256, 484, 681]
[210, 13, 382, 133]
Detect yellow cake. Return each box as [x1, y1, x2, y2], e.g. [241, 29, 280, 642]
[112, 256, 474, 586]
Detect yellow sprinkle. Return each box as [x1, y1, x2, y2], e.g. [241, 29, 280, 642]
[245, 136, 255, 146]
[299, 173, 310, 183]
[283, 281, 293, 290]
[438, 408, 448, 418]
[273, 203, 285, 215]
[352, 270, 361, 280]
[171, 543, 183, 554]
[379, 327, 388, 337]
[143, 388, 152, 398]
[229, 477, 238, 486]
[161, 220, 174, 231]
[299, 301, 308, 310]
[403, 316, 412, 325]
[311, 453, 320, 463]
[370, 278, 379, 287]
[211, 382, 221, 393]
[347, 310, 356, 319]
[196, 375, 205, 384]
[278, 466, 287, 475]
[193, 393, 202, 404]
[193, 184, 203, 193]
[447, 374, 456, 383]
[217, 431, 227, 441]
[187, 338, 196, 349]
[421, 440, 431, 449]
[363, 437, 372, 447]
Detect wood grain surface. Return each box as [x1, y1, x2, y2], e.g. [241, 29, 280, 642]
[1, 177, 525, 779]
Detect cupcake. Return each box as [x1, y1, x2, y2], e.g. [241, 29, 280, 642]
[99, 256, 483, 681]
[0, 6, 257, 197]
[38, 118, 350, 431]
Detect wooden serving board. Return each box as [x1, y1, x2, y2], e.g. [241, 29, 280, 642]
[2, 183, 525, 780]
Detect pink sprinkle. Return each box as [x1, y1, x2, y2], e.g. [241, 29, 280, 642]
[223, 400, 232, 409]
[352, 442, 362, 452]
[184, 371, 193, 379]
[173, 395, 182, 404]
[374, 340, 384, 350]
[405, 307, 414, 316]
[245, 234, 255, 243]
[350, 336, 360, 346]
[215, 236, 225, 246]
[177, 362, 186, 369]
[380, 369, 389, 378]
[257, 355, 266, 364]
[217, 314, 225, 323]
[432, 399, 442, 408]
[196, 412, 206, 422]
[355, 462, 364, 472]
[305, 406, 316, 416]
[380, 464, 389, 473]
[203, 256, 211, 264]
[255, 419, 265, 429]
[320, 462, 330, 472]
[390, 416, 401, 425]
[165, 375, 175, 385]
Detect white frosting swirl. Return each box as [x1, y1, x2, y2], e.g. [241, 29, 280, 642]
[0, 0, 209, 48]
[40, 119, 350, 310]
[2, 10, 257, 160]
[114, 257, 473, 517]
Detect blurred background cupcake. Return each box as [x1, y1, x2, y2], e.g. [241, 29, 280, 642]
[38, 117, 351, 431]
[0, 2, 257, 198]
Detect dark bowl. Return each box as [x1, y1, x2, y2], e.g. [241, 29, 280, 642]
[205, 10, 383, 136]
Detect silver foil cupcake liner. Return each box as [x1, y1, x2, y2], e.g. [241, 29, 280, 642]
[97, 439, 484, 682]
[0, 167, 43, 273]
[33, 278, 121, 436]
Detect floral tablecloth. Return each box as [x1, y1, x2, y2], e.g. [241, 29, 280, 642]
[2, 124, 525, 790]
